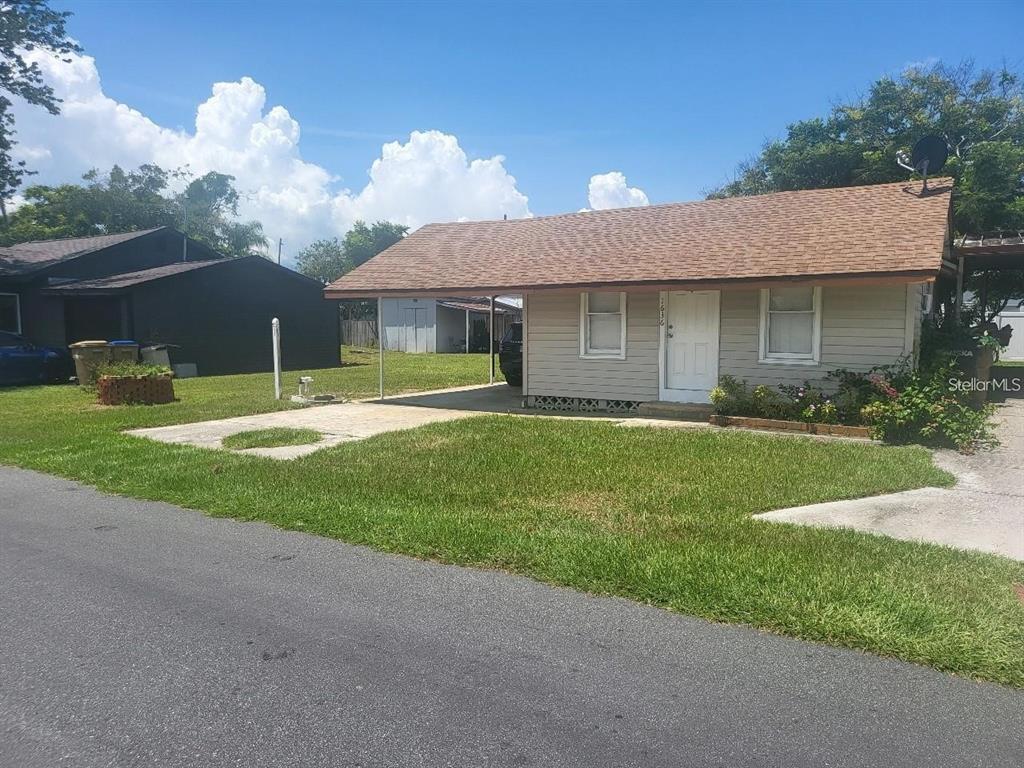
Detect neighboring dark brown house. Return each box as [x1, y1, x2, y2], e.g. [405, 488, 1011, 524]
[0, 227, 339, 375]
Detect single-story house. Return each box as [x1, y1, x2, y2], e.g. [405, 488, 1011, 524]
[379, 296, 520, 353]
[0, 227, 340, 376]
[324, 179, 955, 411]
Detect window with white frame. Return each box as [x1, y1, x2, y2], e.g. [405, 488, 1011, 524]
[580, 291, 626, 358]
[0, 293, 20, 335]
[758, 286, 821, 363]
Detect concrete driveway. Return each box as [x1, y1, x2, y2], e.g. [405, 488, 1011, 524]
[2, 466, 1021, 768]
[758, 400, 1024, 560]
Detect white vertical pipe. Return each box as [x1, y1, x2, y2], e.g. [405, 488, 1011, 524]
[271, 317, 282, 400]
[489, 296, 495, 384]
[378, 297, 385, 399]
[465, 308, 470, 353]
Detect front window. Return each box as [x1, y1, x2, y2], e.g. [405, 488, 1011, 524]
[0, 293, 20, 334]
[759, 286, 821, 363]
[580, 291, 626, 358]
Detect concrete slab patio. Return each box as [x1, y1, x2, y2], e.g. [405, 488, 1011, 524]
[127, 383, 631, 459]
[758, 400, 1024, 560]
[127, 386, 511, 459]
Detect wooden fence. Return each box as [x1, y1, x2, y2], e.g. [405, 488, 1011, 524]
[341, 319, 378, 347]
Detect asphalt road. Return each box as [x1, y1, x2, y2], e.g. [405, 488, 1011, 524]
[1, 467, 1021, 768]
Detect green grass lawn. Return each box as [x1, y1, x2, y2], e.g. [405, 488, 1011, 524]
[1, 349, 1023, 686]
[222, 427, 322, 450]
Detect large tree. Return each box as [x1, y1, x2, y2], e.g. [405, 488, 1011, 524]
[295, 221, 408, 328]
[295, 237, 350, 284]
[342, 220, 409, 269]
[710, 62, 1024, 321]
[0, 0, 82, 220]
[295, 220, 407, 284]
[1, 164, 268, 258]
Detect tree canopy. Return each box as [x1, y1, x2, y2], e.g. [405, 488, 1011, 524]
[0, 164, 269, 258]
[709, 61, 1024, 320]
[295, 220, 408, 284]
[0, 0, 82, 218]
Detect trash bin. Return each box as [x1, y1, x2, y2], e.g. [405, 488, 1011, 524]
[69, 340, 111, 385]
[108, 339, 140, 364]
[141, 344, 174, 368]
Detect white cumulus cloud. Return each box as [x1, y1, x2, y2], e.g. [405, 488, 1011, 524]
[11, 50, 531, 261]
[586, 171, 649, 210]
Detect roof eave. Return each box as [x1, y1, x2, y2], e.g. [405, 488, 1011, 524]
[324, 268, 941, 299]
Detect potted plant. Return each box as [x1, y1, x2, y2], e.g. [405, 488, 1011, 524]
[95, 361, 175, 405]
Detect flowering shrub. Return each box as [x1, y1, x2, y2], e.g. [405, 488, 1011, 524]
[711, 376, 839, 424]
[710, 357, 995, 451]
[859, 360, 997, 452]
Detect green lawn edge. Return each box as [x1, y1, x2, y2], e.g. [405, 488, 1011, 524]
[2, 353, 1022, 688]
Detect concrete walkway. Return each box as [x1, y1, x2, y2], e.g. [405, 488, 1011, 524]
[128, 389, 495, 459]
[127, 384, 628, 459]
[758, 400, 1024, 560]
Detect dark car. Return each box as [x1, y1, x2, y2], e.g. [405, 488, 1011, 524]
[498, 321, 522, 387]
[0, 332, 73, 387]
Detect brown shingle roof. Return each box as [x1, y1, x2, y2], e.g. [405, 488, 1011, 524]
[325, 179, 953, 298]
[43, 260, 225, 293]
[0, 228, 165, 276]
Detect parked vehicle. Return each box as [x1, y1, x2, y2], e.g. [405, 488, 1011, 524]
[0, 332, 73, 387]
[498, 322, 523, 387]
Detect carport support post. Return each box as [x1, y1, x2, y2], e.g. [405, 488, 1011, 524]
[465, 309, 470, 353]
[489, 296, 495, 384]
[377, 297, 384, 399]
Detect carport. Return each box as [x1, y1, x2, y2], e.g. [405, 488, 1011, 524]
[953, 232, 1024, 321]
[353, 294, 509, 400]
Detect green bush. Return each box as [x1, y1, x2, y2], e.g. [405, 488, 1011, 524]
[710, 356, 996, 451]
[710, 376, 839, 424]
[859, 359, 997, 452]
[96, 361, 173, 379]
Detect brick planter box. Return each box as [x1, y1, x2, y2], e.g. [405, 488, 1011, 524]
[709, 414, 872, 439]
[97, 375, 175, 405]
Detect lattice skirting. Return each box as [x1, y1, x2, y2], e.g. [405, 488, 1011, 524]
[526, 395, 641, 414]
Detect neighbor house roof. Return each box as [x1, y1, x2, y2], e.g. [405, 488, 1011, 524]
[42, 259, 226, 294]
[0, 227, 222, 277]
[324, 179, 954, 298]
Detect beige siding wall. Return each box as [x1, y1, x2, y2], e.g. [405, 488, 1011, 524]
[526, 290, 660, 401]
[720, 284, 912, 387]
[527, 284, 917, 402]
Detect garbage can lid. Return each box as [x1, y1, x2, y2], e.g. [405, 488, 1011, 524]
[108, 339, 139, 346]
[69, 340, 109, 348]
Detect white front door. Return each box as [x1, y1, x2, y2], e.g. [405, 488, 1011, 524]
[663, 291, 720, 402]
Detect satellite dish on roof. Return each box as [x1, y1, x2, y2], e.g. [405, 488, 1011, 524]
[897, 134, 949, 191]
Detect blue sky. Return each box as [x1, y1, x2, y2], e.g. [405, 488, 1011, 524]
[26, 0, 1024, 255]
